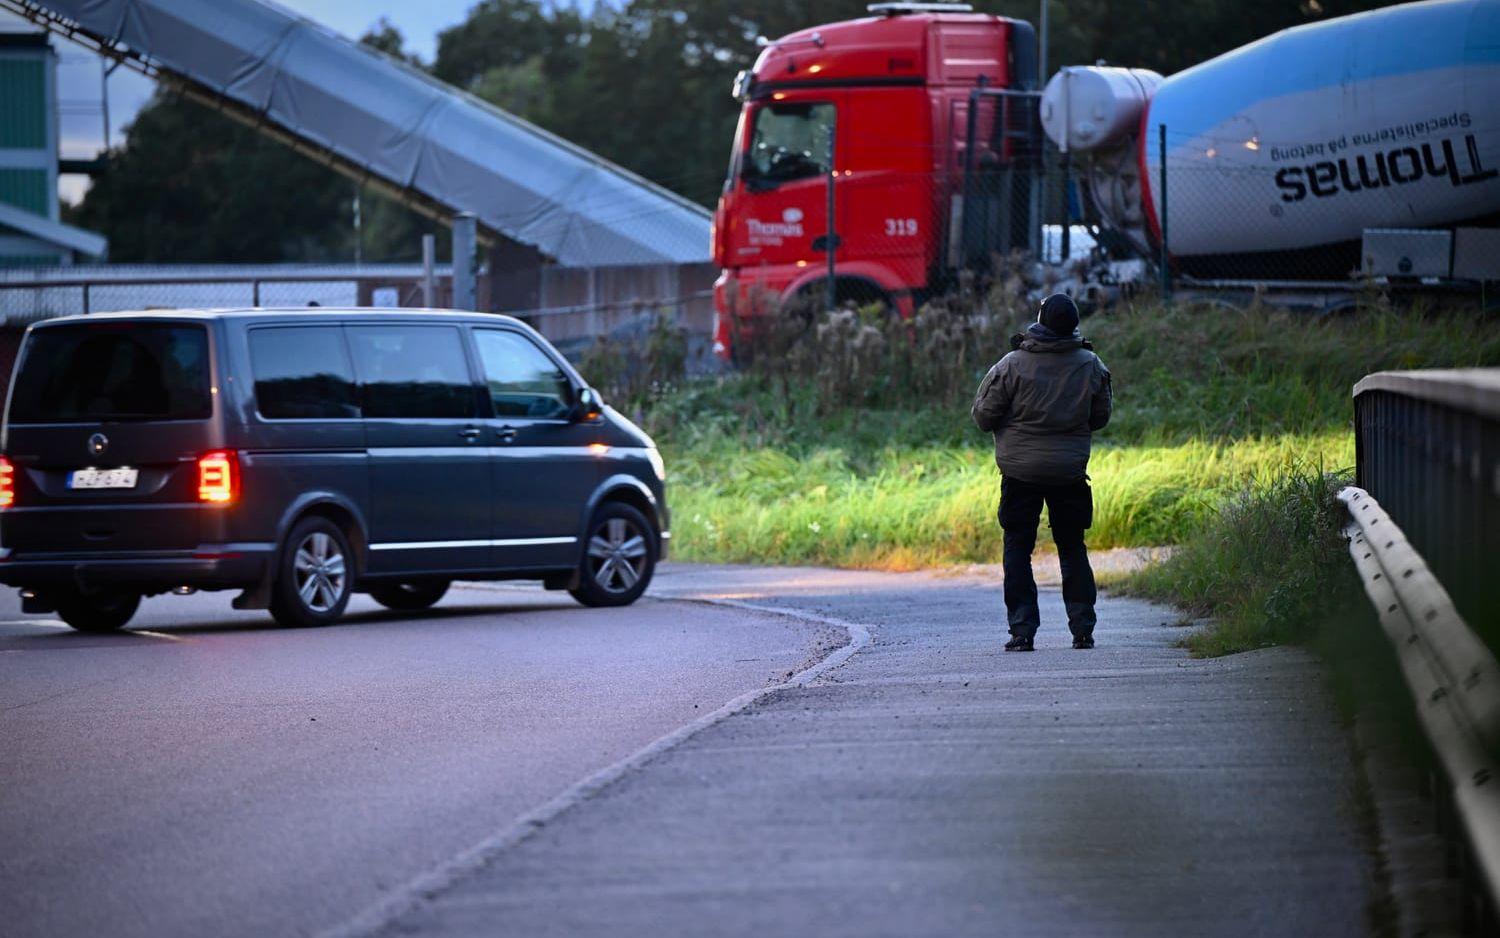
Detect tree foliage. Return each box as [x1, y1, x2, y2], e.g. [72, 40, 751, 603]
[75, 0, 1404, 262]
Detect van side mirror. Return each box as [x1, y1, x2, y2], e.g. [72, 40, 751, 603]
[573, 387, 603, 422]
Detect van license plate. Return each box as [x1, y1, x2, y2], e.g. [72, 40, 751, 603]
[69, 468, 139, 490]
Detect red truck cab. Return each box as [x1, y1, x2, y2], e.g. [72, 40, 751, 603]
[712, 2, 1038, 356]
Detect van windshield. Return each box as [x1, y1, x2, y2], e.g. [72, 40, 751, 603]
[8, 323, 212, 423]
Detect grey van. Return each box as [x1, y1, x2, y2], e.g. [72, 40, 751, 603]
[0, 309, 668, 631]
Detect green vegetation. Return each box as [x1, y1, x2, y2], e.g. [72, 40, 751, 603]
[610, 302, 1499, 620]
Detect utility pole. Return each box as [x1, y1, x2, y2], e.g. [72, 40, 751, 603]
[100, 59, 110, 152]
[824, 122, 837, 311]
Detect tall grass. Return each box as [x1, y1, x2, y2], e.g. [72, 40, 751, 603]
[638, 301, 1500, 453]
[1116, 468, 1363, 656]
[668, 432, 1354, 567]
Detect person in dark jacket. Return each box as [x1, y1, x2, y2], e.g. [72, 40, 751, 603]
[971, 293, 1112, 651]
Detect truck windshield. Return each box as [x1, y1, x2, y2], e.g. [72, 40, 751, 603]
[8, 323, 211, 423]
[742, 102, 834, 188]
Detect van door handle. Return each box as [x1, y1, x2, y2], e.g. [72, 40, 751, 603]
[459, 426, 482, 441]
[496, 426, 518, 444]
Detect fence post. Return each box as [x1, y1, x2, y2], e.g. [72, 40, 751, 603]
[252, 280, 261, 307]
[1158, 123, 1171, 304]
[824, 122, 837, 311]
[82, 283, 90, 315]
[452, 212, 477, 312]
[421, 234, 436, 308]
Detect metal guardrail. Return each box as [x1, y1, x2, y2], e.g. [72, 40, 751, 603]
[1340, 486, 1500, 927]
[1345, 366, 1500, 932]
[1354, 369, 1500, 645]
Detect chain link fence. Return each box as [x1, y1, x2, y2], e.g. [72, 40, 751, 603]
[0, 266, 444, 326]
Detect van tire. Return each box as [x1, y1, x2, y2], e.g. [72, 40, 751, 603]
[570, 502, 656, 608]
[56, 591, 140, 632]
[368, 580, 450, 611]
[270, 517, 353, 628]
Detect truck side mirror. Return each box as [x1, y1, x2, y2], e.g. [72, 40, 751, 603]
[573, 387, 603, 422]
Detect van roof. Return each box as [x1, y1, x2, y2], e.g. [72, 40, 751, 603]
[31, 308, 530, 328]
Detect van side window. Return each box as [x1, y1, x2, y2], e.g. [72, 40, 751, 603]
[248, 327, 358, 419]
[347, 325, 477, 419]
[473, 330, 574, 419]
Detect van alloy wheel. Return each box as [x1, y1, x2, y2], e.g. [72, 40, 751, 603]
[271, 517, 354, 628]
[571, 502, 656, 608]
[294, 532, 347, 612]
[587, 517, 648, 595]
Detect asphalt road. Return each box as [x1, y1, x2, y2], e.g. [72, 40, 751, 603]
[2, 564, 1380, 938]
[0, 573, 838, 938]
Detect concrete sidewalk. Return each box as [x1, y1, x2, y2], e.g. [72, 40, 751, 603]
[352, 565, 1380, 937]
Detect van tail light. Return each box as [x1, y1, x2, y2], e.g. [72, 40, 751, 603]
[0, 456, 13, 509]
[197, 451, 238, 505]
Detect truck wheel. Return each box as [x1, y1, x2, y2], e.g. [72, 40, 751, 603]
[270, 517, 353, 628]
[368, 581, 450, 611]
[55, 591, 140, 632]
[570, 502, 656, 608]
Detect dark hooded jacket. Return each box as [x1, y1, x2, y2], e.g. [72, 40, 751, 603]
[971, 323, 1112, 484]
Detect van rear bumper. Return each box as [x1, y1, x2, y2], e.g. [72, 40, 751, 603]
[0, 544, 273, 593]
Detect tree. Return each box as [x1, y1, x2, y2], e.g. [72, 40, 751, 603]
[72, 93, 354, 263]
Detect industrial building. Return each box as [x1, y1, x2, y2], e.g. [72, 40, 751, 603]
[0, 29, 105, 267]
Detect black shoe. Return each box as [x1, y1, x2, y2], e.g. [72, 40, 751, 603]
[1072, 636, 1095, 649]
[1004, 635, 1034, 652]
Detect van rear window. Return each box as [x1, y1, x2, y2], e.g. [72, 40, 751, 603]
[8, 324, 211, 423]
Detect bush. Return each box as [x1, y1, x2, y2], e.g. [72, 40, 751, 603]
[577, 307, 688, 416]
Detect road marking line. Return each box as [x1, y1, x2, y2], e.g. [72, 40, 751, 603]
[0, 619, 69, 629]
[319, 596, 871, 938]
[0, 620, 184, 641]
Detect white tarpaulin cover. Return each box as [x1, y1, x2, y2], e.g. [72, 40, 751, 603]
[25, 0, 711, 265]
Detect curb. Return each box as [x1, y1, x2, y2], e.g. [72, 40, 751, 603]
[318, 595, 872, 938]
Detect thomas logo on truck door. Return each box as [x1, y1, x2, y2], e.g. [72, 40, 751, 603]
[747, 208, 806, 246]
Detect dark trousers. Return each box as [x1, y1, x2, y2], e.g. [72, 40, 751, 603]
[998, 476, 1097, 639]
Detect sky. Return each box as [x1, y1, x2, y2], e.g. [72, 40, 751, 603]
[0, 1, 498, 202]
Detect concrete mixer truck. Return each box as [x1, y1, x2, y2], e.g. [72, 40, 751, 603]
[711, 0, 1500, 352]
[1043, 0, 1500, 282]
